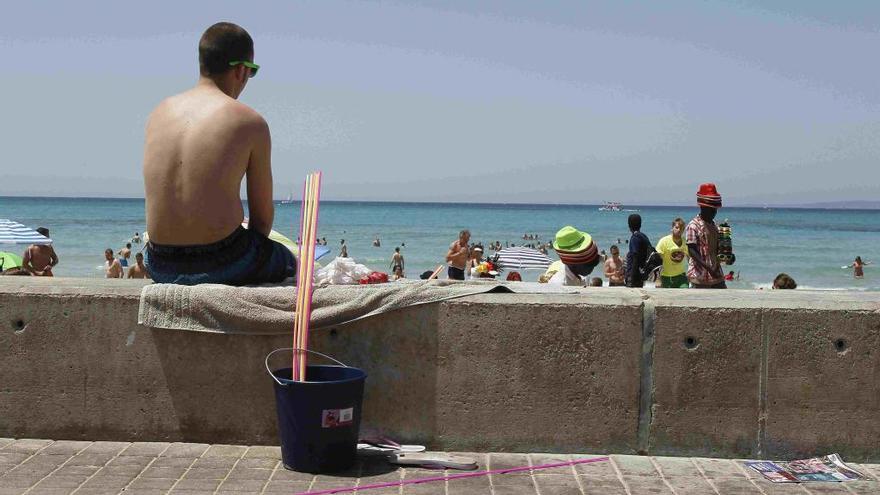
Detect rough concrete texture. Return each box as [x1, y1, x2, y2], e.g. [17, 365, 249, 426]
[2, 438, 880, 495]
[4, 278, 880, 461]
[434, 293, 643, 454]
[650, 305, 763, 458]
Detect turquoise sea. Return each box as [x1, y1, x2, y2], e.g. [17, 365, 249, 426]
[1, 196, 878, 290]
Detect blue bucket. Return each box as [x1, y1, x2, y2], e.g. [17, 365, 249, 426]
[266, 348, 367, 473]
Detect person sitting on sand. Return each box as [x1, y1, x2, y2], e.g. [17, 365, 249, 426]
[772, 273, 797, 289]
[142, 22, 294, 286]
[546, 226, 601, 286]
[127, 252, 151, 279]
[22, 227, 58, 277]
[104, 249, 124, 279]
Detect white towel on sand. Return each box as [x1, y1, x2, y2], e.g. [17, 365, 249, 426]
[138, 280, 518, 335]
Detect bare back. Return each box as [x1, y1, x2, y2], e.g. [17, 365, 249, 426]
[144, 85, 272, 245]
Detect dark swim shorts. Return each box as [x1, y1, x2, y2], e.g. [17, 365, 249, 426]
[145, 226, 296, 286]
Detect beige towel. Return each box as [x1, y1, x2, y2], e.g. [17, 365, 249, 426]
[138, 280, 514, 335]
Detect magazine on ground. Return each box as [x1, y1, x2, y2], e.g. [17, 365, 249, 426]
[745, 454, 872, 483]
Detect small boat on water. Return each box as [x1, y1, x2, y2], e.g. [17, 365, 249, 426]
[598, 201, 640, 212]
[279, 193, 296, 205]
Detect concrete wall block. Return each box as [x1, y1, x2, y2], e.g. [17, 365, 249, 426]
[433, 299, 643, 453]
[651, 306, 762, 458]
[764, 309, 880, 461]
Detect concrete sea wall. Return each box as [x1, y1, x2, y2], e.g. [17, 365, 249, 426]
[1, 278, 879, 460]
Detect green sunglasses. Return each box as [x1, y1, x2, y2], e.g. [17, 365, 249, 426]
[229, 60, 259, 78]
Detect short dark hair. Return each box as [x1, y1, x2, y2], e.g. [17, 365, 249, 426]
[590, 277, 603, 287]
[773, 273, 797, 289]
[36, 227, 49, 237]
[199, 22, 254, 77]
[126, 243, 132, 248]
[628, 214, 642, 232]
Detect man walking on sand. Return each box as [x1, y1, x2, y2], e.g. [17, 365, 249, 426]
[686, 183, 729, 288]
[22, 227, 58, 276]
[143, 22, 294, 285]
[446, 230, 470, 280]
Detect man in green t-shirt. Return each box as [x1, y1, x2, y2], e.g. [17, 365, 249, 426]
[655, 218, 689, 288]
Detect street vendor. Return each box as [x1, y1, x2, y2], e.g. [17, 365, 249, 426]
[542, 226, 601, 286]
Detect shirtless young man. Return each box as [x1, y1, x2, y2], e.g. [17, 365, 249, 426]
[127, 252, 151, 279]
[445, 230, 470, 280]
[22, 227, 59, 276]
[143, 23, 294, 285]
[105, 249, 124, 279]
[603, 244, 625, 286]
[117, 243, 132, 267]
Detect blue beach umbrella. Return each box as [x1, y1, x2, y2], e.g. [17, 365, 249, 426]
[0, 219, 52, 245]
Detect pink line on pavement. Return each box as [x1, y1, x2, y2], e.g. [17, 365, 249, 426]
[294, 456, 610, 495]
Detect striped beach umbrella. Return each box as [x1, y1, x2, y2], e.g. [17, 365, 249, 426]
[0, 219, 52, 245]
[494, 246, 552, 271]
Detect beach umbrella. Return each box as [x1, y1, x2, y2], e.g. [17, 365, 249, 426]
[0, 251, 23, 270]
[0, 219, 52, 245]
[494, 246, 552, 271]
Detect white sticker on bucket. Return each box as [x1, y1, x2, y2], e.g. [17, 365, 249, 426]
[322, 407, 354, 428]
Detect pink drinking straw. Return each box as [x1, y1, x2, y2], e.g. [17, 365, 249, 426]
[295, 457, 609, 495]
[300, 171, 322, 379]
[292, 175, 310, 380]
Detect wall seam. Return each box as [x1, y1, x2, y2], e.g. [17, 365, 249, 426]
[757, 308, 769, 457]
[637, 293, 656, 454]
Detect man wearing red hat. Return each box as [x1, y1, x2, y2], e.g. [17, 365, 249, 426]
[686, 183, 728, 288]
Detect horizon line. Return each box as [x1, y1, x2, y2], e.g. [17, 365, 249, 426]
[2, 195, 879, 210]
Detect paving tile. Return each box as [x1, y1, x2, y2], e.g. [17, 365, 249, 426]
[80, 441, 131, 455]
[202, 444, 247, 458]
[225, 467, 273, 480]
[53, 464, 101, 477]
[6, 464, 56, 477]
[447, 475, 491, 494]
[491, 485, 538, 495]
[661, 475, 718, 494]
[0, 474, 46, 487]
[488, 453, 532, 476]
[5, 439, 53, 454]
[262, 480, 312, 494]
[0, 439, 14, 449]
[751, 481, 810, 495]
[0, 489, 27, 495]
[66, 453, 114, 467]
[190, 456, 238, 470]
[140, 466, 189, 479]
[150, 456, 196, 469]
[33, 474, 90, 488]
[106, 455, 153, 467]
[79, 474, 135, 489]
[529, 453, 573, 476]
[22, 454, 72, 468]
[169, 477, 222, 491]
[403, 482, 451, 494]
[653, 456, 705, 477]
[709, 477, 763, 494]
[75, 488, 129, 495]
[242, 446, 281, 459]
[127, 476, 179, 489]
[800, 482, 850, 493]
[120, 442, 171, 457]
[843, 481, 880, 494]
[119, 490, 169, 495]
[0, 452, 30, 465]
[233, 457, 277, 470]
[168, 491, 216, 495]
[270, 468, 316, 482]
[612, 455, 660, 477]
[216, 478, 266, 491]
[40, 440, 93, 455]
[310, 476, 359, 489]
[621, 475, 675, 494]
[29, 488, 80, 495]
[181, 467, 230, 480]
[160, 443, 209, 459]
[693, 457, 747, 478]
[577, 476, 629, 494]
[98, 463, 146, 477]
[534, 483, 582, 495]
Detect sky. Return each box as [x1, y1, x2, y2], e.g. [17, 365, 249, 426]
[1, 0, 878, 205]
